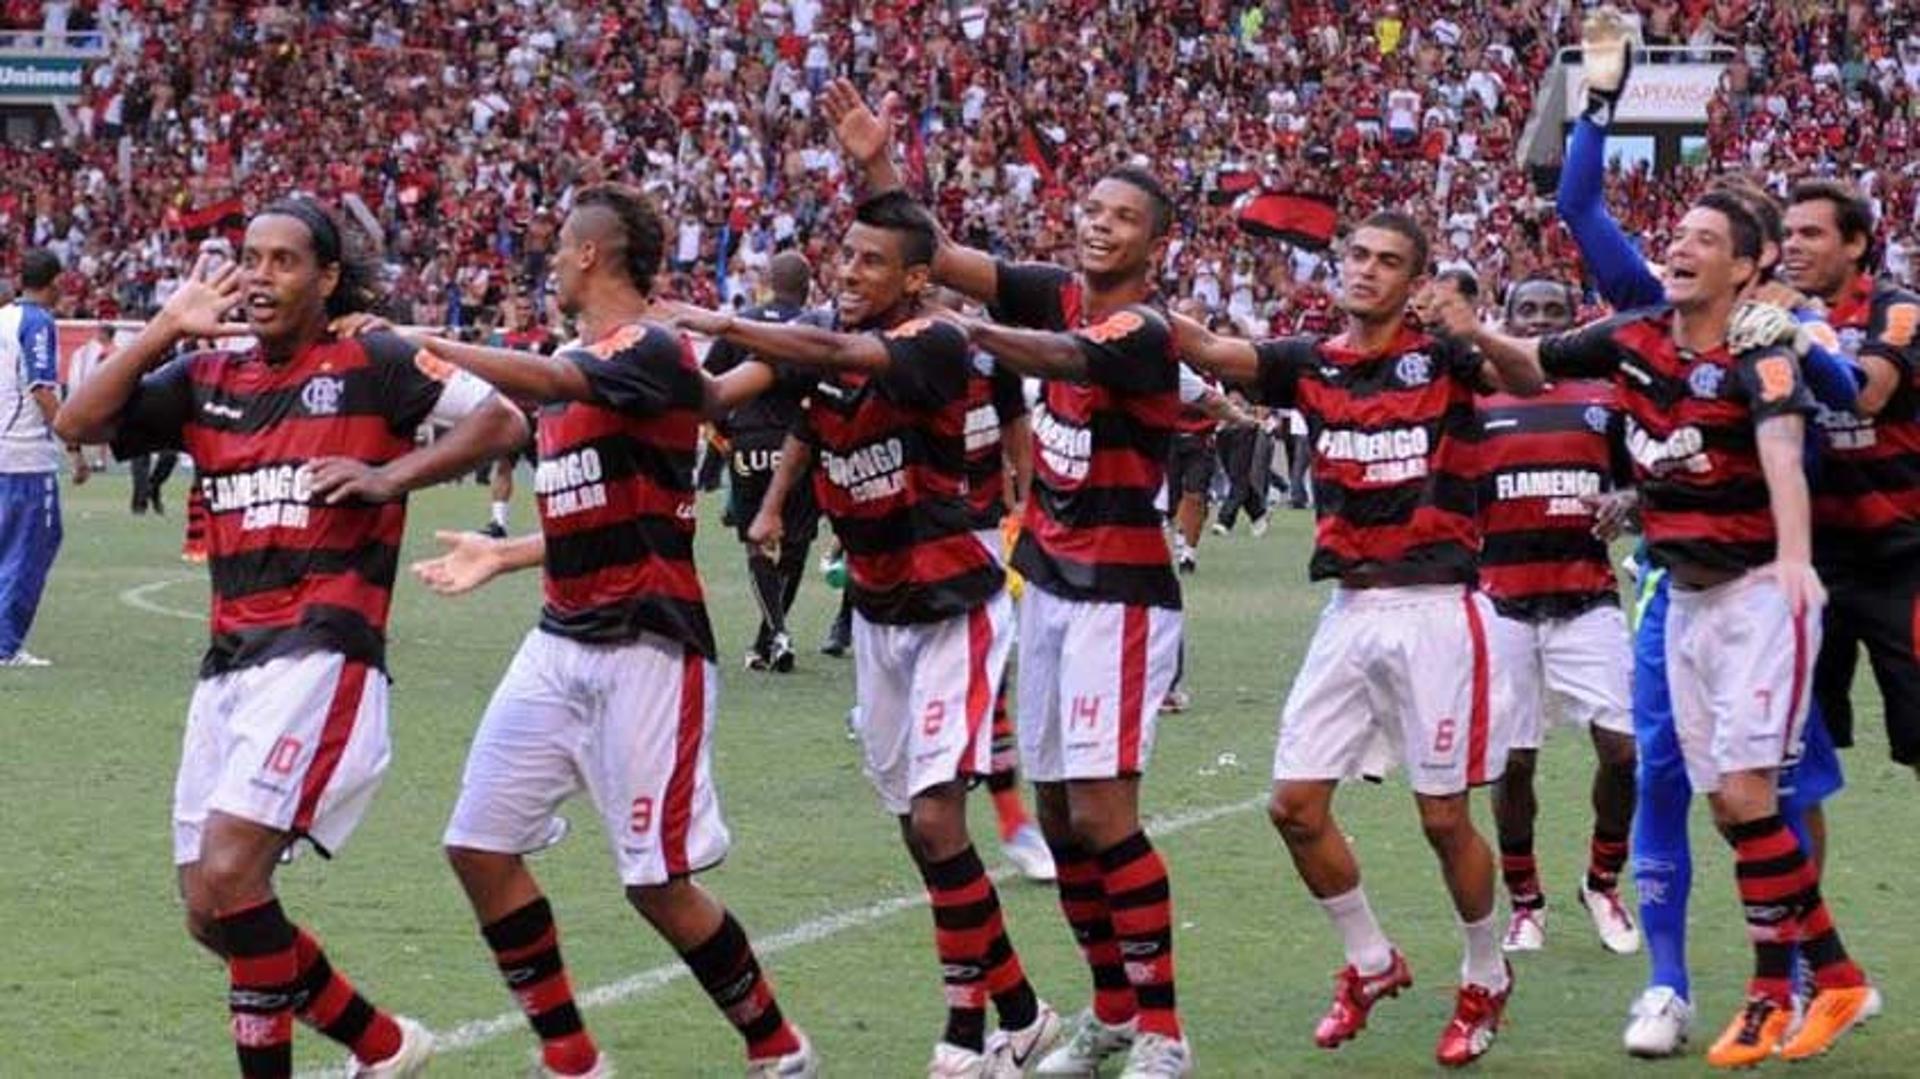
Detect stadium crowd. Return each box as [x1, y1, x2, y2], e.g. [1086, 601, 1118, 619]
[4, 0, 1919, 338]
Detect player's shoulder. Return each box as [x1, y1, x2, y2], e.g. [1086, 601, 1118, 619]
[880, 313, 970, 354]
[1078, 303, 1171, 346]
[1870, 279, 1920, 311]
[569, 319, 689, 366]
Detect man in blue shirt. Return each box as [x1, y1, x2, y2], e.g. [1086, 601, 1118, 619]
[0, 248, 82, 667]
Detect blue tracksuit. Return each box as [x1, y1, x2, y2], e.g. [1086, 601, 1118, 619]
[1558, 116, 1851, 999]
[0, 298, 63, 657]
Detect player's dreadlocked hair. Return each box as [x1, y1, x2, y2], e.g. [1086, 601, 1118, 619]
[574, 182, 666, 295]
[259, 196, 384, 317]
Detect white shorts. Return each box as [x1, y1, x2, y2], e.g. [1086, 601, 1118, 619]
[1489, 603, 1633, 750]
[1277, 585, 1511, 796]
[444, 629, 727, 887]
[1016, 583, 1183, 782]
[1666, 573, 1821, 794]
[173, 651, 391, 865]
[852, 591, 1014, 814]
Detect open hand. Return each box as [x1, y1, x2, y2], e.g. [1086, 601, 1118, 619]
[160, 253, 249, 340]
[821, 78, 899, 166]
[411, 529, 505, 596]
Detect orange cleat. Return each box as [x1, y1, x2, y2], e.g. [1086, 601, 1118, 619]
[1706, 996, 1790, 1069]
[1779, 984, 1881, 1061]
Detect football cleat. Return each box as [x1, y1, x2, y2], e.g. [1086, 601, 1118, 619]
[1779, 984, 1881, 1061]
[1706, 996, 1790, 1069]
[928, 1041, 993, 1078]
[1435, 963, 1512, 1068]
[1623, 985, 1693, 1058]
[1116, 1033, 1192, 1078]
[1502, 906, 1546, 953]
[1001, 823, 1057, 883]
[987, 1001, 1065, 1076]
[352, 1015, 434, 1077]
[1315, 950, 1413, 1048]
[746, 1028, 818, 1078]
[1578, 879, 1641, 954]
[1034, 1010, 1135, 1076]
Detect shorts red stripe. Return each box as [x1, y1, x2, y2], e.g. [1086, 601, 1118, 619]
[293, 661, 370, 833]
[1783, 605, 1811, 756]
[959, 605, 994, 779]
[1117, 606, 1148, 773]
[659, 650, 705, 876]
[1462, 594, 1491, 785]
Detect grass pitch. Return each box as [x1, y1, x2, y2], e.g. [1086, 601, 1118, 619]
[4, 475, 1915, 1076]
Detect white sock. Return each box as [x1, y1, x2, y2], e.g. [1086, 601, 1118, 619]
[490, 500, 509, 528]
[1317, 886, 1394, 975]
[1460, 910, 1509, 991]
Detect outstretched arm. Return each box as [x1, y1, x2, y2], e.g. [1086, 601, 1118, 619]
[413, 529, 547, 596]
[960, 319, 1090, 381]
[1168, 312, 1261, 384]
[412, 335, 596, 403]
[672, 304, 893, 371]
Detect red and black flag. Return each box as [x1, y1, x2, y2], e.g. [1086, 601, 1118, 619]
[1018, 117, 1060, 189]
[174, 197, 248, 245]
[1208, 170, 1260, 206]
[1235, 190, 1338, 249]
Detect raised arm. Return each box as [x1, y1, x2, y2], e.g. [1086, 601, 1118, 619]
[821, 79, 1001, 305]
[56, 256, 248, 444]
[1556, 8, 1666, 310]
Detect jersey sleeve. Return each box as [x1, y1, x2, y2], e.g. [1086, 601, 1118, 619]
[1795, 309, 1862, 411]
[109, 356, 195, 458]
[19, 306, 57, 387]
[1539, 314, 1634, 380]
[1866, 291, 1920, 390]
[876, 318, 969, 410]
[1248, 337, 1317, 407]
[425, 368, 501, 428]
[989, 362, 1027, 422]
[989, 260, 1073, 329]
[565, 323, 701, 418]
[1736, 346, 1816, 425]
[361, 330, 453, 434]
[1073, 305, 1176, 397]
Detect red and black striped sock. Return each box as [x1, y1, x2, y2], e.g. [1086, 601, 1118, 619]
[1791, 858, 1867, 989]
[481, 898, 599, 1076]
[1727, 815, 1804, 1005]
[1050, 842, 1136, 1026]
[923, 847, 992, 1050]
[1099, 832, 1182, 1040]
[679, 910, 802, 1062]
[218, 899, 299, 1078]
[924, 846, 1040, 1046]
[289, 929, 403, 1066]
[1587, 827, 1630, 893]
[1499, 838, 1545, 910]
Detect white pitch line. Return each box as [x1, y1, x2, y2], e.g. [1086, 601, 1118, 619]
[296, 794, 1261, 1076]
[118, 577, 203, 621]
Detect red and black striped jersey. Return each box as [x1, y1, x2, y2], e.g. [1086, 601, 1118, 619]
[537, 321, 715, 659]
[1540, 308, 1814, 575]
[795, 315, 1003, 624]
[1476, 381, 1627, 621]
[990, 261, 1183, 610]
[109, 332, 469, 676]
[1249, 328, 1487, 585]
[1812, 273, 1920, 565]
[962, 352, 1027, 531]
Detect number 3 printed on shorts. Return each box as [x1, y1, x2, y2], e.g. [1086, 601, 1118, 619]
[629, 796, 655, 834]
[1432, 717, 1458, 755]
